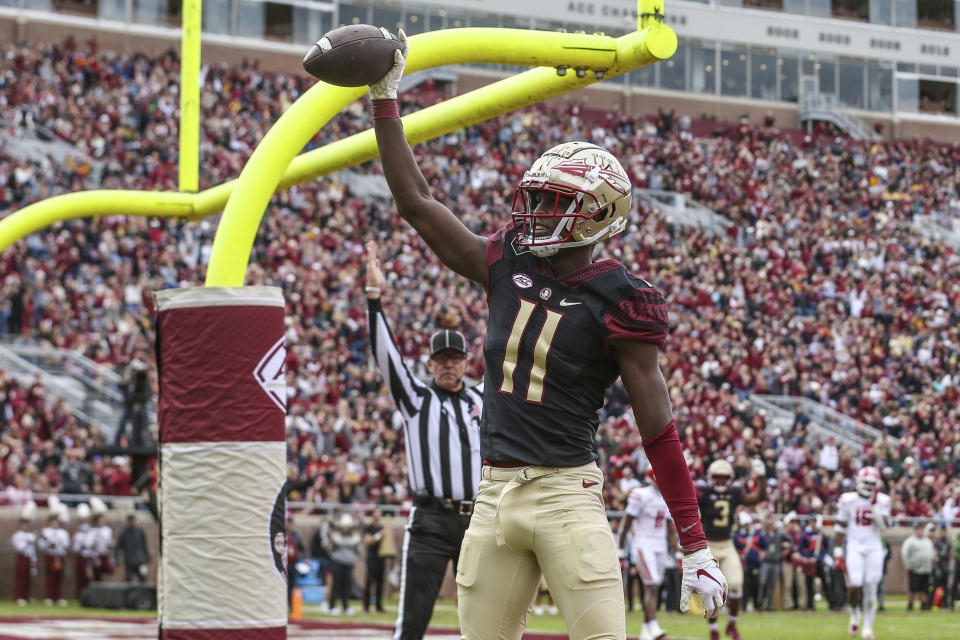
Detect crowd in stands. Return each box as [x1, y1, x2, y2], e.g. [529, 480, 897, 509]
[2, 39, 960, 529]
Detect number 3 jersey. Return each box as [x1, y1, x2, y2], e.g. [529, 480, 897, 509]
[480, 223, 669, 467]
[696, 482, 744, 542]
[836, 491, 891, 549]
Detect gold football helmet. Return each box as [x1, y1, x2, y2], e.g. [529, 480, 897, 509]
[707, 459, 735, 492]
[511, 141, 631, 257]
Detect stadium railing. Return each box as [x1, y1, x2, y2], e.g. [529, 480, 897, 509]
[752, 394, 898, 451]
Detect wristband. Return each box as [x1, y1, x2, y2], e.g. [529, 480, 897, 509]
[372, 99, 400, 119]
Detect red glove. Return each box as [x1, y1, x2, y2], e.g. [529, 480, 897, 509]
[835, 555, 846, 576]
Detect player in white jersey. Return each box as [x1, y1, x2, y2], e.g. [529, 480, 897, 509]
[619, 469, 678, 640]
[832, 467, 890, 640]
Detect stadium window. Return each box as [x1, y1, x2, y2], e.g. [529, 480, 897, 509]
[468, 12, 500, 28]
[263, 2, 293, 41]
[441, 9, 467, 29]
[235, 0, 266, 39]
[689, 45, 717, 94]
[402, 5, 429, 36]
[778, 54, 800, 102]
[818, 59, 836, 95]
[721, 50, 748, 97]
[897, 61, 916, 73]
[868, 0, 892, 25]
[897, 76, 919, 112]
[808, 0, 831, 18]
[97, 0, 125, 22]
[58, 0, 97, 18]
[293, 6, 333, 45]
[893, 0, 916, 28]
[202, 0, 231, 34]
[918, 79, 957, 115]
[783, 0, 807, 14]
[659, 44, 687, 92]
[631, 62, 657, 88]
[942, 67, 959, 78]
[751, 51, 777, 100]
[371, 5, 403, 34]
[162, 0, 182, 28]
[831, 0, 868, 21]
[916, 0, 956, 31]
[838, 61, 865, 108]
[338, 2, 369, 27]
[867, 65, 893, 111]
[744, 0, 785, 10]
[534, 19, 568, 32]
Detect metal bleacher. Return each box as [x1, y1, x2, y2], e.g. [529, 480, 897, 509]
[750, 394, 899, 452]
[0, 341, 123, 439]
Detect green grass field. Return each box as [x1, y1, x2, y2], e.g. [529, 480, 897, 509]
[1, 595, 956, 639]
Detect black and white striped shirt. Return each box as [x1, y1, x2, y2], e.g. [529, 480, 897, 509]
[368, 298, 483, 502]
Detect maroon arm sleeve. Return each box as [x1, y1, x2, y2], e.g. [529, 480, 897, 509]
[643, 419, 707, 552]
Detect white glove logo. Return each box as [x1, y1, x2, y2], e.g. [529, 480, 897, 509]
[680, 547, 728, 620]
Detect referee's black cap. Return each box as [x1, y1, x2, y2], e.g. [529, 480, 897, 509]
[429, 329, 468, 358]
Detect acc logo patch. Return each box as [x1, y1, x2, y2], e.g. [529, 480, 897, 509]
[539, 287, 552, 301]
[512, 273, 533, 289]
[254, 336, 287, 412]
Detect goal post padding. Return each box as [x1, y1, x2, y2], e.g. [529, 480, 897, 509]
[154, 286, 288, 640]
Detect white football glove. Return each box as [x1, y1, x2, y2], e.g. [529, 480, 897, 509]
[680, 547, 728, 620]
[369, 29, 407, 100]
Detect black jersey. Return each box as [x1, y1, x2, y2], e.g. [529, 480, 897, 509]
[696, 482, 745, 542]
[480, 223, 669, 467]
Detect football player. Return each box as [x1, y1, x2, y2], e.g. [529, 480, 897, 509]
[368, 32, 726, 640]
[619, 469, 678, 640]
[832, 466, 890, 640]
[698, 459, 767, 640]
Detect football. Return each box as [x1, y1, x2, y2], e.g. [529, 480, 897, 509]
[302, 24, 404, 87]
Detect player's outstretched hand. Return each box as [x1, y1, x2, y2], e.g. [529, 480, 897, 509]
[680, 547, 728, 621]
[369, 28, 407, 100]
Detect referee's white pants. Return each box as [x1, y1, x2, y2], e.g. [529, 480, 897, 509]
[456, 462, 624, 640]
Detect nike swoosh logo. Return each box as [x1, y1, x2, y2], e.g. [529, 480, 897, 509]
[697, 568, 723, 588]
[582, 480, 599, 488]
[680, 523, 696, 534]
[559, 298, 581, 306]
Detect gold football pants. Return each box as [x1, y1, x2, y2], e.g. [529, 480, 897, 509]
[456, 462, 625, 640]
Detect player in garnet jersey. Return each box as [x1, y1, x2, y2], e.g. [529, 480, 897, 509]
[619, 469, 678, 640]
[697, 459, 767, 640]
[832, 467, 890, 640]
[368, 36, 725, 640]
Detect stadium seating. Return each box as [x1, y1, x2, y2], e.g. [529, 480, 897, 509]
[1, 39, 959, 526]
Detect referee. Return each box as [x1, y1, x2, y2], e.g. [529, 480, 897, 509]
[365, 241, 482, 640]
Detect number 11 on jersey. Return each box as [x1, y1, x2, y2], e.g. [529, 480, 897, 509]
[500, 298, 563, 403]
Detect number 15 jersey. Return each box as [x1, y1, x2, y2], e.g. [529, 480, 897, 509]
[480, 223, 670, 468]
[836, 491, 891, 550]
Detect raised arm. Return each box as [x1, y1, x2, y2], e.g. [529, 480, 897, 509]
[365, 241, 428, 417]
[369, 37, 487, 286]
